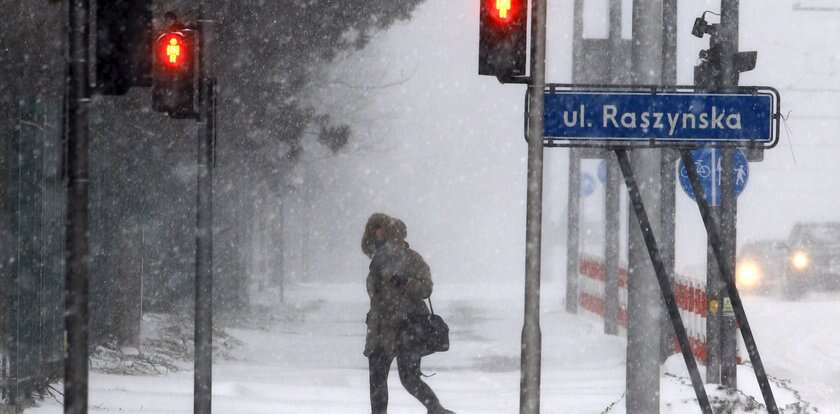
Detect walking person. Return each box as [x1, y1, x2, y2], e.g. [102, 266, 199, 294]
[361, 213, 454, 414]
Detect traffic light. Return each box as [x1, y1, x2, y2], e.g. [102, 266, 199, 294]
[694, 41, 723, 90]
[692, 13, 757, 90]
[96, 0, 153, 95]
[479, 0, 528, 81]
[152, 29, 199, 118]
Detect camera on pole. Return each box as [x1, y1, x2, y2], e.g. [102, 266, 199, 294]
[692, 12, 757, 91]
[478, 0, 528, 82]
[152, 15, 199, 119]
[96, 0, 153, 95]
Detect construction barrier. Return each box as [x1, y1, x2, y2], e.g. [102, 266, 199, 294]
[577, 256, 709, 363]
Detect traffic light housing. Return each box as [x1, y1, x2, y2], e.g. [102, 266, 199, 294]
[694, 42, 723, 90]
[692, 13, 757, 91]
[152, 29, 199, 118]
[96, 0, 153, 95]
[479, 0, 528, 81]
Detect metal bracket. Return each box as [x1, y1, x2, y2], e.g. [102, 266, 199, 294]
[498, 75, 531, 84]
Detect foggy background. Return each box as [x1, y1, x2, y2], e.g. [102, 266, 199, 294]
[279, 0, 840, 290]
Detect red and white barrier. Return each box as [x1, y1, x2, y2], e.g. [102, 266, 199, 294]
[577, 256, 711, 364]
[674, 278, 708, 363]
[578, 257, 628, 332]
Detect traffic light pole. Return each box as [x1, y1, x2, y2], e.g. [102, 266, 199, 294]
[194, 18, 215, 414]
[520, 0, 546, 413]
[65, 0, 91, 413]
[719, 0, 740, 390]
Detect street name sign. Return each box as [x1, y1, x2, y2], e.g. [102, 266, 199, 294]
[537, 86, 779, 147]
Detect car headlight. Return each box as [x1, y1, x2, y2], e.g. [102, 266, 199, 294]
[791, 251, 810, 271]
[736, 260, 761, 288]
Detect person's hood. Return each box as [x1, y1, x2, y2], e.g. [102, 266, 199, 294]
[361, 213, 408, 258]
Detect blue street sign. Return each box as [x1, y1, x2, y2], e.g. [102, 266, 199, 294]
[597, 159, 608, 184]
[581, 173, 596, 197]
[543, 89, 775, 143]
[678, 148, 749, 207]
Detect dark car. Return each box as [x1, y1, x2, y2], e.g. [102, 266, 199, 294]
[781, 222, 840, 298]
[736, 240, 789, 294]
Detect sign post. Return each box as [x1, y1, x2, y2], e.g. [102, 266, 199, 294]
[520, 0, 547, 413]
[531, 83, 781, 414]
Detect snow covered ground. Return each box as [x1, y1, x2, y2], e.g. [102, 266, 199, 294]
[24, 283, 835, 413]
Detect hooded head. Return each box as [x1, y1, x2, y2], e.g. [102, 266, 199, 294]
[361, 213, 408, 258]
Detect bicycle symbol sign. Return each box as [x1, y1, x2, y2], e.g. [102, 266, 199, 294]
[678, 148, 749, 207]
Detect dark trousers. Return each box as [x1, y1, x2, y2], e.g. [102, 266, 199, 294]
[369, 350, 441, 414]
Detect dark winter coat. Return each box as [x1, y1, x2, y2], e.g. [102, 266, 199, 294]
[362, 214, 432, 357]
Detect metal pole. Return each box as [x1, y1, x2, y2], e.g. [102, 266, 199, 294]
[662, 0, 678, 86]
[565, 151, 580, 314]
[8, 99, 22, 410]
[64, 0, 91, 412]
[719, 0, 740, 390]
[720, 146, 738, 389]
[659, 0, 678, 362]
[603, 0, 623, 336]
[615, 149, 713, 414]
[194, 15, 215, 414]
[627, 1, 663, 412]
[680, 150, 780, 414]
[604, 154, 620, 335]
[706, 220, 723, 383]
[520, 0, 546, 411]
[566, 0, 584, 315]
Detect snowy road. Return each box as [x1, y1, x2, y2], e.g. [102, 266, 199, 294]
[25, 283, 838, 413]
[742, 293, 840, 413]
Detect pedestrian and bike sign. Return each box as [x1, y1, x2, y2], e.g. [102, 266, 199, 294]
[678, 147, 749, 207]
[532, 85, 780, 148]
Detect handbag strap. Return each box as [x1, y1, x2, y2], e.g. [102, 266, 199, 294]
[427, 297, 435, 315]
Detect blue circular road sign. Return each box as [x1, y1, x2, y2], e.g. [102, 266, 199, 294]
[678, 148, 749, 207]
[581, 173, 596, 197]
[597, 159, 608, 184]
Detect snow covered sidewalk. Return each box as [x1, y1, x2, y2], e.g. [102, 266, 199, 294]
[25, 282, 823, 413]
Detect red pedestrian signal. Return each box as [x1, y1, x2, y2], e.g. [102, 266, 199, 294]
[495, 0, 512, 20]
[152, 29, 198, 118]
[157, 32, 191, 70]
[166, 37, 181, 65]
[479, 0, 528, 81]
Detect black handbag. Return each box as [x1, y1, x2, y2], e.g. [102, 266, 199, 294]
[401, 298, 450, 356]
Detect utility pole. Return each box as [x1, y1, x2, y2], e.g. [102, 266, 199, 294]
[565, 151, 580, 314]
[566, 0, 584, 316]
[603, 0, 623, 336]
[520, 0, 546, 412]
[659, 0, 678, 362]
[626, 1, 664, 412]
[693, 0, 747, 386]
[718, 0, 739, 390]
[194, 8, 215, 414]
[64, 0, 91, 413]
